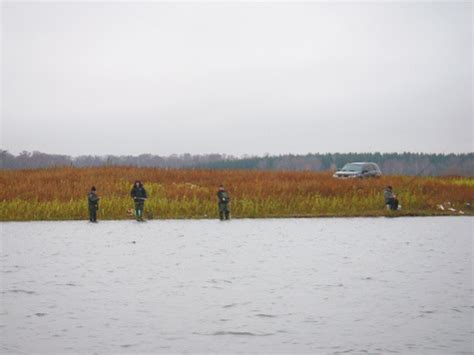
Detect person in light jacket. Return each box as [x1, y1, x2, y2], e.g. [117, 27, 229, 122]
[384, 186, 399, 211]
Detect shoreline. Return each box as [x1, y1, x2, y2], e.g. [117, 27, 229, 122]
[1, 212, 471, 222]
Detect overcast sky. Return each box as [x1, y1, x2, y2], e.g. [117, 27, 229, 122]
[1, 1, 472, 156]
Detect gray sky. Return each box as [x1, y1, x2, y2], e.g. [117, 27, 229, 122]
[1, 1, 472, 156]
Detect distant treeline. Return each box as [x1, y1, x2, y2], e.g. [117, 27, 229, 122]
[1, 150, 473, 176]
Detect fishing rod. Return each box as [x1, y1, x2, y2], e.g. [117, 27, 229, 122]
[394, 149, 458, 211]
[404, 161, 433, 186]
[390, 163, 431, 210]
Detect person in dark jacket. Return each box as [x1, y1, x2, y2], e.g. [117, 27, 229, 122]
[384, 186, 399, 211]
[217, 185, 230, 220]
[87, 186, 100, 222]
[130, 181, 147, 221]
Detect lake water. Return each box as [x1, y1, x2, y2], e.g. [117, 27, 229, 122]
[1, 217, 472, 354]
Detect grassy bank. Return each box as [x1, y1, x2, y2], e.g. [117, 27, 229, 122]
[0, 167, 473, 221]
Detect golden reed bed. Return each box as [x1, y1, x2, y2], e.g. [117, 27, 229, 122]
[0, 167, 472, 220]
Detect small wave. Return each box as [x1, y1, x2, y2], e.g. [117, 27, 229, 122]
[61, 283, 77, 287]
[120, 344, 138, 348]
[315, 283, 344, 288]
[196, 331, 274, 337]
[3, 265, 24, 273]
[255, 314, 277, 318]
[3, 289, 36, 295]
[208, 279, 232, 284]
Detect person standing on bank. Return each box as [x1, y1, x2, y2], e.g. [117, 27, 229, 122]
[217, 185, 230, 220]
[130, 181, 147, 221]
[384, 186, 399, 211]
[87, 186, 100, 222]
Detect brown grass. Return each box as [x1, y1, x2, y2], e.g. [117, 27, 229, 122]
[0, 167, 472, 220]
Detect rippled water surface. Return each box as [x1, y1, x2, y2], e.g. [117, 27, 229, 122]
[1, 217, 473, 354]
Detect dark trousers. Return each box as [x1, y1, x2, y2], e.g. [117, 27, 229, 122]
[134, 202, 145, 220]
[88, 206, 97, 222]
[218, 202, 230, 220]
[386, 198, 399, 211]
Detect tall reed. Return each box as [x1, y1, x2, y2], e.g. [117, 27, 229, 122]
[0, 167, 472, 220]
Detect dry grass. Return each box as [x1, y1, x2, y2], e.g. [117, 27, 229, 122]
[0, 167, 472, 220]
